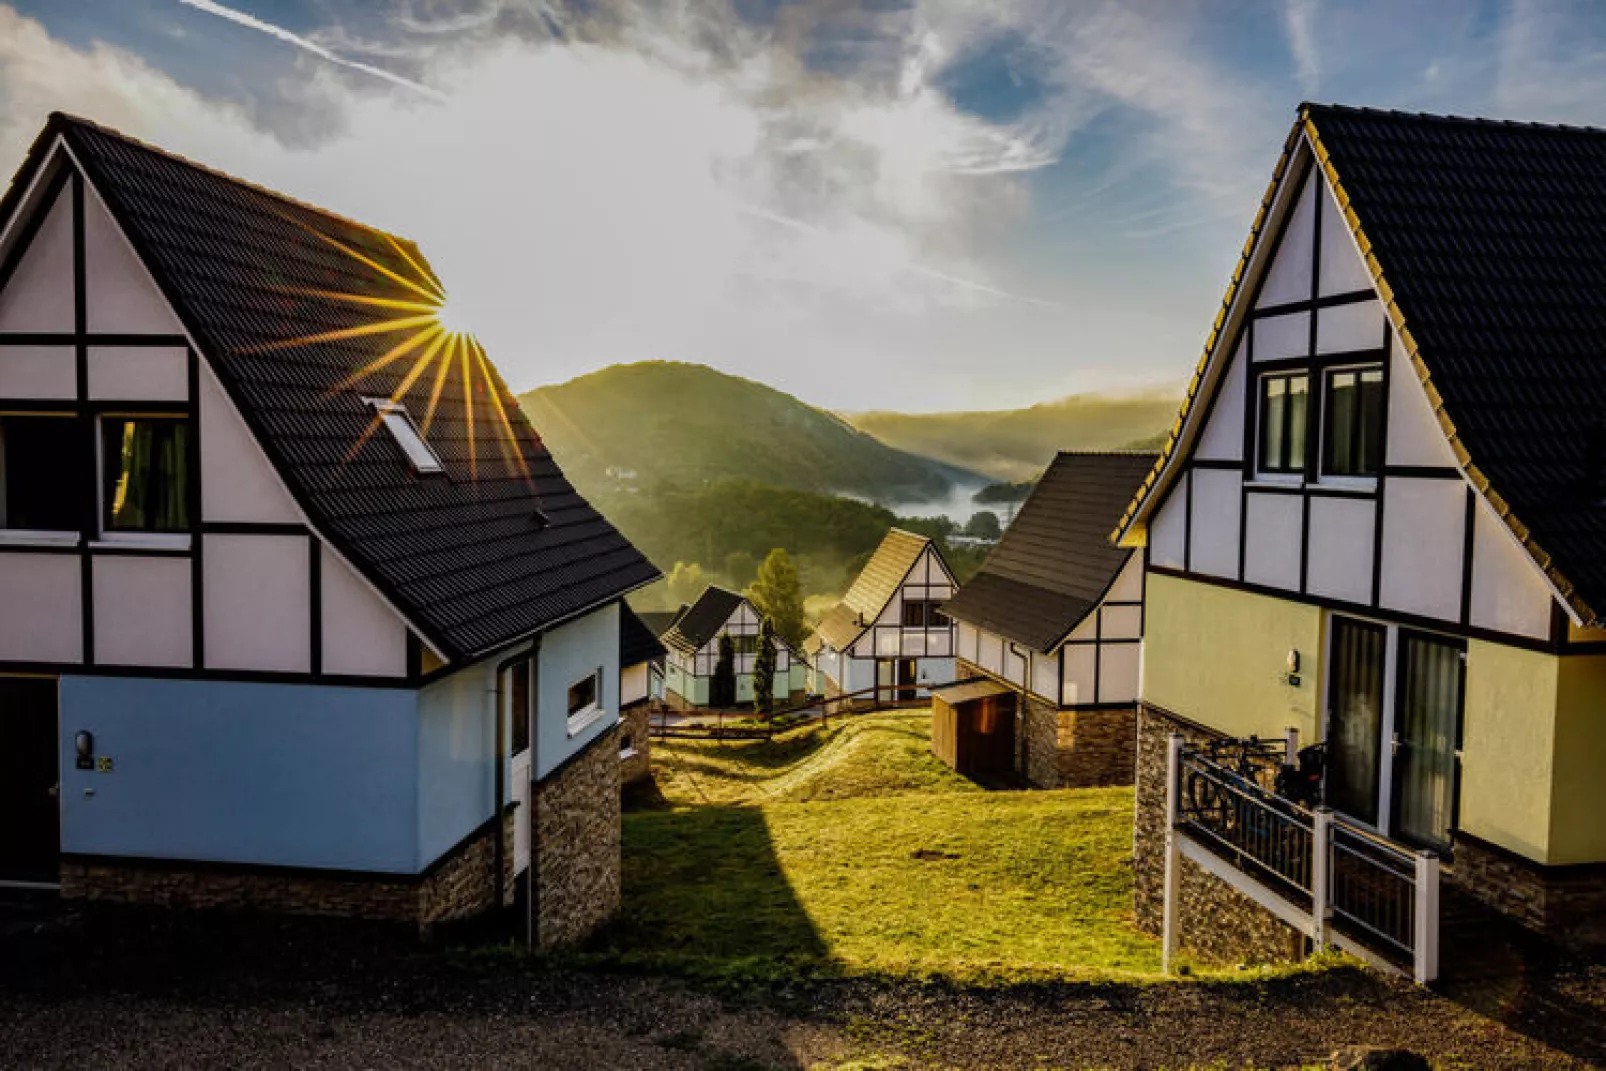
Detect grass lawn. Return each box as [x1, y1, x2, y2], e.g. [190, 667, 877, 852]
[591, 710, 1162, 983]
[646, 709, 980, 806]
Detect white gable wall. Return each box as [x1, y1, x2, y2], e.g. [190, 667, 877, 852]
[1136, 138, 1561, 645]
[0, 150, 417, 680]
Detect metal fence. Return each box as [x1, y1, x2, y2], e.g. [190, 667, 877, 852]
[1165, 735, 1439, 983]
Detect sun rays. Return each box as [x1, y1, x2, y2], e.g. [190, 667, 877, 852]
[239, 215, 530, 483]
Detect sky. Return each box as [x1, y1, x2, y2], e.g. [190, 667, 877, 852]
[2, 2, 1606, 412]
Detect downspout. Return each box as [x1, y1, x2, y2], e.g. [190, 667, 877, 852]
[526, 635, 541, 949]
[488, 659, 506, 911]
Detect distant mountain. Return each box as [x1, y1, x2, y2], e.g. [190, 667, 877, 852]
[843, 391, 1179, 483]
[519, 361, 973, 500]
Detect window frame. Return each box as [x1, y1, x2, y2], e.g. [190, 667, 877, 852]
[1255, 370, 1311, 479]
[1320, 363, 1385, 482]
[97, 413, 193, 545]
[364, 397, 445, 475]
[566, 666, 605, 736]
[0, 411, 84, 541]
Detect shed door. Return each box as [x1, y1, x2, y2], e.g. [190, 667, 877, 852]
[0, 678, 59, 884]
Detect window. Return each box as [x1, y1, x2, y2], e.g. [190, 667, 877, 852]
[0, 415, 81, 532]
[566, 668, 602, 734]
[101, 417, 191, 534]
[1257, 372, 1309, 475]
[1323, 366, 1385, 478]
[366, 398, 443, 474]
[901, 600, 949, 628]
[619, 732, 637, 760]
[731, 634, 759, 656]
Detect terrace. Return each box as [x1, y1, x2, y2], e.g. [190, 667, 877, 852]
[1160, 733, 1441, 984]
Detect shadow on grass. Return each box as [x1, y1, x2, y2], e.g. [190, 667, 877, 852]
[583, 805, 832, 983]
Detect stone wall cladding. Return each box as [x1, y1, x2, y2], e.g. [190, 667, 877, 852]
[618, 701, 656, 786]
[532, 724, 622, 949]
[1059, 706, 1137, 789]
[1453, 833, 1606, 948]
[419, 811, 513, 929]
[1133, 703, 1302, 966]
[1019, 692, 1060, 788]
[60, 859, 420, 923]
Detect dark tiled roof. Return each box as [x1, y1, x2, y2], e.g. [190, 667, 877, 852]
[3, 114, 657, 661]
[619, 604, 667, 667]
[661, 587, 745, 653]
[945, 452, 1155, 653]
[1302, 104, 1606, 622]
[637, 610, 680, 638]
[1120, 103, 1606, 625]
[813, 528, 938, 651]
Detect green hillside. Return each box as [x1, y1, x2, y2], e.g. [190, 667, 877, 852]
[844, 390, 1180, 483]
[519, 361, 969, 500]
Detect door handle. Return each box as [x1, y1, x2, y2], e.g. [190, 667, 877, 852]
[47, 783, 59, 799]
[1390, 733, 1401, 757]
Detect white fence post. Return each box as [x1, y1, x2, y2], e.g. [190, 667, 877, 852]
[1414, 851, 1440, 984]
[1162, 732, 1184, 975]
[1284, 725, 1300, 766]
[1310, 807, 1331, 951]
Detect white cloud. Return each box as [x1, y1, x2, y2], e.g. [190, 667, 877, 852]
[1283, 0, 1322, 98]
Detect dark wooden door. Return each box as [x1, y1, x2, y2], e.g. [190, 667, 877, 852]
[0, 677, 59, 883]
[957, 694, 1016, 781]
[897, 658, 918, 701]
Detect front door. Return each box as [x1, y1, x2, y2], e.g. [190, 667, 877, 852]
[1326, 617, 1386, 827]
[501, 660, 533, 878]
[0, 677, 59, 884]
[897, 658, 918, 701]
[1391, 632, 1464, 851]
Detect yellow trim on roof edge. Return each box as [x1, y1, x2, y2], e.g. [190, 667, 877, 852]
[1112, 107, 1597, 628]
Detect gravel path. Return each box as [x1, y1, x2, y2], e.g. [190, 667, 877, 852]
[2, 904, 1603, 1069]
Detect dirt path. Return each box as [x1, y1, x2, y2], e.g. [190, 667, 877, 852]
[2, 906, 1603, 1069]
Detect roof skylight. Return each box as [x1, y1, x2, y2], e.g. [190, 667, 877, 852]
[366, 398, 444, 474]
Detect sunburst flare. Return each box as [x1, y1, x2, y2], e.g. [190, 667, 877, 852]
[240, 213, 531, 482]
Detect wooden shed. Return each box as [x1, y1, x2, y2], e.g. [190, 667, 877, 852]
[930, 679, 1017, 782]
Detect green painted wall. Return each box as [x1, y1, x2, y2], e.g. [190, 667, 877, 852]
[1549, 654, 1606, 864]
[1460, 640, 1559, 862]
[1143, 572, 1323, 742]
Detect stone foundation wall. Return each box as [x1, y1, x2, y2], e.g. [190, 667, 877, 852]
[1059, 706, 1137, 789]
[532, 725, 622, 949]
[1453, 833, 1606, 948]
[1019, 692, 1060, 788]
[618, 701, 655, 786]
[60, 858, 421, 921]
[1133, 703, 1303, 966]
[62, 811, 513, 931]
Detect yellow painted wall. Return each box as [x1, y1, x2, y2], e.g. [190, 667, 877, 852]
[1460, 640, 1558, 862]
[1143, 572, 1323, 742]
[1549, 654, 1606, 864]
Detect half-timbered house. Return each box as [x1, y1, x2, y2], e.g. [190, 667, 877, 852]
[1118, 104, 1606, 977]
[661, 587, 806, 709]
[617, 604, 666, 785]
[0, 114, 658, 945]
[809, 528, 956, 703]
[938, 451, 1155, 787]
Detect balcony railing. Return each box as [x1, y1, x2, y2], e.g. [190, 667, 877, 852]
[1162, 734, 1439, 984]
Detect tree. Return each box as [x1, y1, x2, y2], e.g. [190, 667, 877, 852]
[748, 548, 806, 650]
[964, 510, 1002, 541]
[751, 619, 777, 714]
[711, 633, 737, 709]
[665, 561, 706, 608]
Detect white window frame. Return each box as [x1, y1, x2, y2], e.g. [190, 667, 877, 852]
[566, 666, 605, 736]
[1316, 361, 1385, 489]
[94, 412, 193, 550]
[364, 397, 444, 475]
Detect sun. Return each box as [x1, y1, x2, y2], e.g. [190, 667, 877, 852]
[433, 296, 472, 338]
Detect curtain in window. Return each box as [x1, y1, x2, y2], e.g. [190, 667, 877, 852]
[105, 420, 190, 532]
[1394, 635, 1462, 850]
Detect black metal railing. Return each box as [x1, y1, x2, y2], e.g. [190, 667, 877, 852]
[1329, 823, 1418, 959]
[1177, 748, 1314, 901]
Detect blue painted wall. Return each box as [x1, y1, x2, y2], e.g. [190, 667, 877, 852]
[59, 675, 419, 872]
[536, 602, 620, 779]
[416, 650, 505, 866]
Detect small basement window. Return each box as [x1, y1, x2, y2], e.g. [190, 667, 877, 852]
[0, 414, 82, 533]
[101, 416, 191, 534]
[567, 667, 603, 735]
[366, 398, 443, 474]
